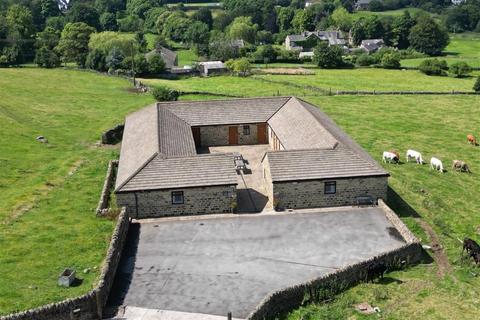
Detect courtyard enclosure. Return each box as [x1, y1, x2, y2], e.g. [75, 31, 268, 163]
[115, 97, 389, 217]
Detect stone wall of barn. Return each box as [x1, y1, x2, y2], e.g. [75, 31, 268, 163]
[116, 185, 237, 218]
[273, 176, 388, 210]
[262, 156, 274, 208]
[199, 124, 260, 146]
[267, 125, 285, 151]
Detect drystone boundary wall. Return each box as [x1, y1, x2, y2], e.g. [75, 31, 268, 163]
[96, 160, 119, 216]
[247, 202, 422, 320]
[1, 209, 130, 320]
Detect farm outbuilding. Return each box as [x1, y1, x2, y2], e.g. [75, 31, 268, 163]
[115, 97, 389, 217]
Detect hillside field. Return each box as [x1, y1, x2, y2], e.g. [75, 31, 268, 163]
[1, 67, 480, 319]
[0, 68, 153, 314]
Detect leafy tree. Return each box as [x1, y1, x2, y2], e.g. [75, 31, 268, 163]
[256, 30, 273, 44]
[45, 16, 66, 31]
[89, 32, 138, 56]
[418, 59, 448, 76]
[123, 53, 149, 74]
[276, 6, 295, 32]
[36, 26, 60, 49]
[4, 4, 35, 64]
[67, 2, 100, 30]
[213, 12, 233, 31]
[106, 47, 124, 71]
[100, 12, 117, 31]
[449, 62, 472, 78]
[392, 11, 415, 49]
[85, 48, 107, 71]
[155, 10, 173, 35]
[152, 86, 179, 101]
[146, 51, 166, 74]
[185, 21, 210, 55]
[34, 46, 60, 68]
[126, 0, 163, 19]
[95, 0, 125, 13]
[192, 7, 213, 29]
[350, 19, 366, 46]
[40, 0, 60, 19]
[209, 37, 240, 61]
[227, 16, 258, 43]
[291, 9, 315, 32]
[226, 57, 251, 76]
[56, 22, 95, 67]
[162, 12, 191, 42]
[408, 16, 449, 56]
[368, 0, 384, 11]
[473, 76, 480, 92]
[356, 53, 376, 66]
[381, 52, 400, 69]
[144, 7, 167, 32]
[118, 14, 144, 32]
[330, 7, 353, 32]
[313, 42, 345, 69]
[251, 44, 277, 63]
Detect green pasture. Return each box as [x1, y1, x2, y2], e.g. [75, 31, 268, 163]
[402, 33, 480, 68]
[0, 68, 153, 314]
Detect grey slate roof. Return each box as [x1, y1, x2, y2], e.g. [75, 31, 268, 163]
[147, 46, 178, 69]
[287, 31, 346, 47]
[268, 97, 338, 150]
[164, 97, 289, 126]
[116, 96, 387, 192]
[266, 146, 388, 182]
[119, 154, 237, 192]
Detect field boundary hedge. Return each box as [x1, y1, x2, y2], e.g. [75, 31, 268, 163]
[247, 201, 422, 320]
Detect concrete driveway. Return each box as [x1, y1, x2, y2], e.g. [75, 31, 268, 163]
[109, 207, 406, 319]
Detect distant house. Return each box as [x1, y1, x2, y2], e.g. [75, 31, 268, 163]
[355, 0, 372, 10]
[451, 0, 466, 4]
[231, 39, 245, 49]
[360, 39, 385, 54]
[146, 46, 178, 70]
[299, 51, 315, 60]
[285, 31, 346, 52]
[198, 61, 227, 76]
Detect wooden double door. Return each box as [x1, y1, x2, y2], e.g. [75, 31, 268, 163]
[228, 123, 268, 145]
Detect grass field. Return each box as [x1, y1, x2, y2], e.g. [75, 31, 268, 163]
[284, 95, 480, 319]
[143, 68, 478, 94]
[402, 33, 480, 68]
[2, 66, 480, 318]
[0, 68, 153, 314]
[352, 8, 431, 20]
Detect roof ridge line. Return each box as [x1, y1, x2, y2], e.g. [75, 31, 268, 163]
[154, 96, 293, 106]
[265, 96, 294, 122]
[115, 152, 159, 192]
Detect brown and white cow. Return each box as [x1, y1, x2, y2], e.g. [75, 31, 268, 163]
[467, 134, 477, 145]
[452, 160, 471, 173]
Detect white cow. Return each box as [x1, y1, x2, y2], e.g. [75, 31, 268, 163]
[382, 151, 399, 164]
[430, 157, 444, 172]
[406, 149, 424, 164]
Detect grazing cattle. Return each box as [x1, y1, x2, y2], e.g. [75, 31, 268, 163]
[382, 151, 399, 164]
[463, 238, 480, 255]
[452, 160, 471, 173]
[430, 157, 444, 172]
[389, 150, 400, 160]
[406, 149, 423, 164]
[467, 134, 477, 145]
[471, 251, 480, 265]
[365, 259, 387, 282]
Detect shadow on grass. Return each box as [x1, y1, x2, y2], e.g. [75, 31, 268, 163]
[386, 186, 420, 218]
[70, 278, 83, 287]
[378, 276, 403, 285]
[104, 222, 140, 317]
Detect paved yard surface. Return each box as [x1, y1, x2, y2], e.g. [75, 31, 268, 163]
[109, 207, 406, 319]
[204, 144, 270, 212]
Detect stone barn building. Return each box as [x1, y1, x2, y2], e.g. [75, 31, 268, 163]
[115, 96, 389, 217]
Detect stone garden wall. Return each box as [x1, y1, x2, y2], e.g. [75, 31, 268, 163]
[96, 160, 118, 216]
[247, 201, 422, 320]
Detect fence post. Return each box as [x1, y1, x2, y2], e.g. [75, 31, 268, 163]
[227, 311, 232, 320]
